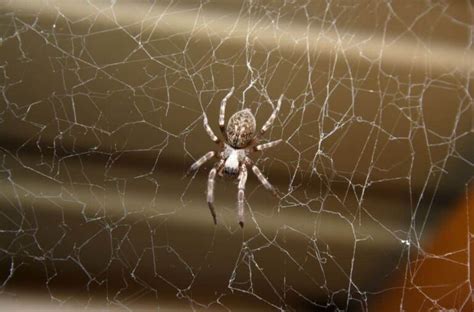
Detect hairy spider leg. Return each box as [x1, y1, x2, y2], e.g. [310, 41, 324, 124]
[248, 158, 278, 197]
[219, 87, 235, 140]
[187, 151, 216, 175]
[237, 163, 248, 227]
[259, 94, 283, 137]
[254, 139, 282, 152]
[207, 159, 225, 224]
[203, 113, 219, 144]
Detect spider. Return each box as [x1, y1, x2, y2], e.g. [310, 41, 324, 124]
[188, 87, 283, 227]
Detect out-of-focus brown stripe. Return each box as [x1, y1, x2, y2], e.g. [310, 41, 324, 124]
[372, 187, 474, 311]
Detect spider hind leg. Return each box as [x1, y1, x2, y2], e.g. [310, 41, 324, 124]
[237, 164, 248, 227]
[251, 162, 279, 198]
[207, 167, 218, 225]
[206, 159, 225, 225]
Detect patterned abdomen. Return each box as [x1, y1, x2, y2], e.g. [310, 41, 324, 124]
[226, 109, 256, 148]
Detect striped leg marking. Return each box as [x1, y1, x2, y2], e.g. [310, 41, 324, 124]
[237, 164, 248, 228]
[187, 151, 215, 174]
[251, 165, 277, 197]
[254, 139, 282, 152]
[203, 114, 219, 143]
[259, 94, 283, 136]
[207, 167, 218, 225]
[219, 87, 235, 138]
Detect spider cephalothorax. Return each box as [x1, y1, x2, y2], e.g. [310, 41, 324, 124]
[188, 87, 283, 227]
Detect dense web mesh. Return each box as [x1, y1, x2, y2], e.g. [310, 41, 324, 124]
[0, 0, 473, 310]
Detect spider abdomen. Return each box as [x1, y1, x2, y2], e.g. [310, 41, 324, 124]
[226, 109, 256, 148]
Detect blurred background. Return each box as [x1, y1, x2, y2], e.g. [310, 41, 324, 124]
[0, 0, 473, 310]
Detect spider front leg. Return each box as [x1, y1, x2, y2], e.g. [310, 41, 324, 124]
[237, 163, 248, 228]
[203, 114, 220, 144]
[218, 87, 234, 139]
[259, 94, 283, 137]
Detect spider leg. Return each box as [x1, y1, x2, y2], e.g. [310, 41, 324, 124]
[202, 113, 220, 144]
[253, 139, 282, 152]
[219, 87, 235, 139]
[250, 162, 279, 197]
[207, 167, 218, 225]
[237, 163, 248, 228]
[187, 151, 216, 175]
[259, 94, 283, 137]
[207, 159, 224, 225]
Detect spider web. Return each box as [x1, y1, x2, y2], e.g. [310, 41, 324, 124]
[0, 0, 473, 310]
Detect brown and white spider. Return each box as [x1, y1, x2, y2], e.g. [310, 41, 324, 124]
[188, 87, 283, 227]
